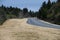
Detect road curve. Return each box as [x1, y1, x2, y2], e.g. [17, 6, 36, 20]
[27, 18, 60, 29]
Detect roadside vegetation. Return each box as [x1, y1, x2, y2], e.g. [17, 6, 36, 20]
[37, 0, 60, 25]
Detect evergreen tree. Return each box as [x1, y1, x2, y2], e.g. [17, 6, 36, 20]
[23, 8, 28, 13]
[37, 1, 47, 19]
[52, 2, 56, 5]
[47, 0, 52, 9]
[57, 0, 60, 2]
[29, 10, 32, 16]
[29, 10, 35, 17]
[42, 1, 47, 8]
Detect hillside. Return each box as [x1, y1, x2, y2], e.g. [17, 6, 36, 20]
[0, 18, 60, 40]
[37, 1, 60, 25]
[47, 2, 60, 24]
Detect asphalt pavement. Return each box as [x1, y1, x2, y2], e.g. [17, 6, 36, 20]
[27, 18, 60, 29]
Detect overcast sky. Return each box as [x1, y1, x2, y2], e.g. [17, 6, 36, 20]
[0, 0, 57, 11]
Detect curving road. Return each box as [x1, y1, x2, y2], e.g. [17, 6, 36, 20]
[27, 18, 60, 29]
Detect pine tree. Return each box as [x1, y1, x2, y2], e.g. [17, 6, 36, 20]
[23, 8, 28, 13]
[47, 0, 52, 9]
[57, 0, 60, 2]
[37, 1, 47, 19]
[42, 1, 47, 8]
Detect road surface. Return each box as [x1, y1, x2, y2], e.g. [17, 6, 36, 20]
[27, 18, 60, 29]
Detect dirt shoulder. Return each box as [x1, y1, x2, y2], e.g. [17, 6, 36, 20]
[0, 18, 60, 40]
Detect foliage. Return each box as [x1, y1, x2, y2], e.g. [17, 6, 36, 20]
[0, 6, 21, 24]
[23, 8, 28, 14]
[37, 0, 60, 25]
[57, 0, 60, 2]
[37, 0, 51, 20]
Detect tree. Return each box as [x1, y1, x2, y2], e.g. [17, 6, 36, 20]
[0, 11, 7, 25]
[29, 10, 32, 16]
[42, 1, 47, 8]
[9, 6, 13, 11]
[37, 1, 47, 19]
[29, 10, 35, 17]
[47, 0, 52, 9]
[52, 2, 56, 5]
[23, 8, 28, 14]
[57, 0, 60, 2]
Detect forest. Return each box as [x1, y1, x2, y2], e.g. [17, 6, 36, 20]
[0, 0, 60, 25]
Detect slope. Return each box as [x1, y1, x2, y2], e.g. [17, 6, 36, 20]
[0, 18, 60, 40]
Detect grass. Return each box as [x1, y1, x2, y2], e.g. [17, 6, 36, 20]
[0, 18, 60, 40]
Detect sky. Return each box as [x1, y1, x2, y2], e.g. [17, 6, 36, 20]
[0, 0, 57, 11]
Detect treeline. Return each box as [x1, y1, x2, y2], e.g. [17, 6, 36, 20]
[0, 0, 60, 25]
[0, 5, 21, 24]
[0, 5, 36, 25]
[37, 0, 60, 25]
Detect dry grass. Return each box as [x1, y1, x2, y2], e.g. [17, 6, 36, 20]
[0, 18, 60, 40]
